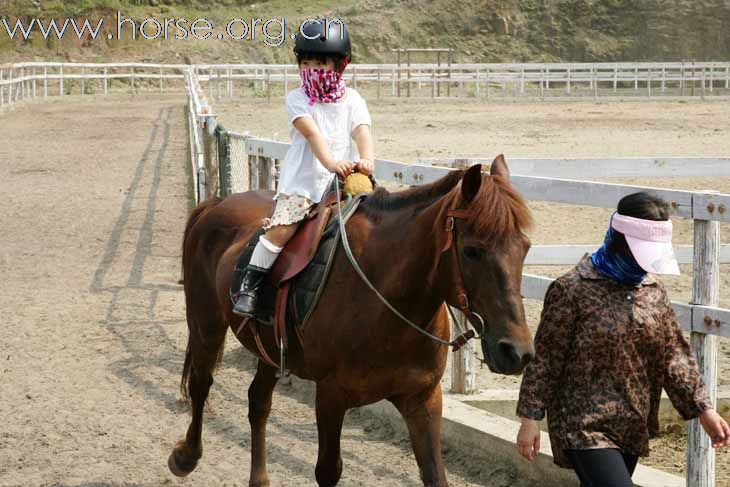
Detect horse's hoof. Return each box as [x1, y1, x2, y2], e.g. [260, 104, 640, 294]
[168, 448, 198, 477]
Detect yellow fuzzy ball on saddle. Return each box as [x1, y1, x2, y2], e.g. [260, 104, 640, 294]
[343, 172, 374, 196]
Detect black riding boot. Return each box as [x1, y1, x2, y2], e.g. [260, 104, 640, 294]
[232, 264, 269, 317]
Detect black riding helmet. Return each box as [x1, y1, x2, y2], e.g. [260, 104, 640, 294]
[294, 19, 351, 66]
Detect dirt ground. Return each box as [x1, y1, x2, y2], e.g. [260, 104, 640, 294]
[215, 96, 730, 483]
[0, 95, 526, 487]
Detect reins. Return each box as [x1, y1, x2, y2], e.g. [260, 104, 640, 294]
[334, 176, 484, 352]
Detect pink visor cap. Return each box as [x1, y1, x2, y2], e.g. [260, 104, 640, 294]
[611, 212, 681, 275]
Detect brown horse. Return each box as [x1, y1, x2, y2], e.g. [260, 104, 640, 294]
[169, 156, 534, 486]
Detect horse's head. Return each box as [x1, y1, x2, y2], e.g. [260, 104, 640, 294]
[446, 156, 534, 375]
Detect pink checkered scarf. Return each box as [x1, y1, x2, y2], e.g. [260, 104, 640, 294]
[300, 67, 347, 105]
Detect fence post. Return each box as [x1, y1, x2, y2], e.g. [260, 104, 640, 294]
[520, 68, 525, 94]
[377, 68, 381, 99]
[679, 63, 684, 96]
[216, 124, 231, 197]
[450, 308, 477, 394]
[32, 67, 36, 97]
[250, 154, 260, 190]
[476, 67, 481, 98]
[81, 66, 86, 95]
[0, 69, 4, 107]
[9, 68, 13, 102]
[687, 209, 719, 487]
[44, 66, 48, 97]
[59, 65, 63, 96]
[283, 67, 288, 95]
[710, 66, 715, 93]
[431, 67, 436, 99]
[634, 67, 638, 91]
[103, 66, 108, 95]
[647, 68, 652, 98]
[407, 52, 411, 98]
[203, 114, 219, 198]
[566, 67, 571, 94]
[197, 164, 207, 202]
[257, 156, 275, 191]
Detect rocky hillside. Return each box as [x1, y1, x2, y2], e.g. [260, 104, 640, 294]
[1, 0, 729, 63]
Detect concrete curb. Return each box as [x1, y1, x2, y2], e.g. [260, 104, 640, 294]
[281, 376, 683, 486]
[457, 388, 730, 425]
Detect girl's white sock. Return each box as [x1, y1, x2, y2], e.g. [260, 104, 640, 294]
[249, 236, 283, 270]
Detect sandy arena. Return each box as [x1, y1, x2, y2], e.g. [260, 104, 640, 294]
[2, 93, 729, 486]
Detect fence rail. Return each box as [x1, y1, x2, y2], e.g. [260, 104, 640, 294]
[2, 61, 730, 110]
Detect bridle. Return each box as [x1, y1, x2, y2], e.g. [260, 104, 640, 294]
[335, 177, 485, 352]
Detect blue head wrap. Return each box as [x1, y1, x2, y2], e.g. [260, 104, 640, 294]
[591, 213, 647, 286]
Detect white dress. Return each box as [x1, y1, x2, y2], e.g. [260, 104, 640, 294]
[275, 86, 372, 203]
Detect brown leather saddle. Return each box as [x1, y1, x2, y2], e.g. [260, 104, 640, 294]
[231, 187, 366, 371]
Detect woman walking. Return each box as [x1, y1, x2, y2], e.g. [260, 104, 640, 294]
[516, 192, 730, 486]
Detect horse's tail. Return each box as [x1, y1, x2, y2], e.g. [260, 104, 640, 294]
[180, 197, 223, 285]
[180, 196, 224, 400]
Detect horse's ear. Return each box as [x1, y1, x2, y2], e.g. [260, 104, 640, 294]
[490, 154, 510, 179]
[461, 164, 482, 203]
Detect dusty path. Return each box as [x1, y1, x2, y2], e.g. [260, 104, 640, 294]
[0, 95, 505, 487]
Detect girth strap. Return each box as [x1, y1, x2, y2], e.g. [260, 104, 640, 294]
[235, 317, 280, 369]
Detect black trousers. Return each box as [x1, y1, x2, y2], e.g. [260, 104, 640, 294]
[565, 449, 639, 487]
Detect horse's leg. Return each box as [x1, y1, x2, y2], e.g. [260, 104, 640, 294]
[168, 321, 227, 477]
[314, 382, 347, 487]
[248, 359, 279, 487]
[391, 385, 448, 487]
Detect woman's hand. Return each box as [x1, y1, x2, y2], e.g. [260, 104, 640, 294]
[356, 158, 374, 176]
[324, 159, 356, 179]
[699, 409, 730, 448]
[516, 418, 541, 461]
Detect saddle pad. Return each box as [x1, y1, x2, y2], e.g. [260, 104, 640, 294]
[230, 194, 365, 330]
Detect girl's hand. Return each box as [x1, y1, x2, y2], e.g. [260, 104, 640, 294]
[356, 158, 375, 176]
[699, 409, 730, 448]
[516, 418, 541, 462]
[324, 159, 356, 178]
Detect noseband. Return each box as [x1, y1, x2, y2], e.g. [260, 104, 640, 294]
[335, 178, 483, 352]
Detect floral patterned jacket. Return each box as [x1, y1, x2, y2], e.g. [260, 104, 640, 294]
[516, 254, 711, 468]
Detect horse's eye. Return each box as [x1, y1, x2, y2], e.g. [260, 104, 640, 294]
[463, 246, 483, 260]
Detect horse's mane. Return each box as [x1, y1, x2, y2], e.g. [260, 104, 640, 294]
[362, 169, 532, 244]
[466, 174, 533, 244]
[362, 170, 464, 214]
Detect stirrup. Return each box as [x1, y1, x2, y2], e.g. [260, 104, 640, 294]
[275, 338, 290, 378]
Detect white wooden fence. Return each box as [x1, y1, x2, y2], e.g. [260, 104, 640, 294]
[192, 61, 730, 100]
[3, 61, 730, 108]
